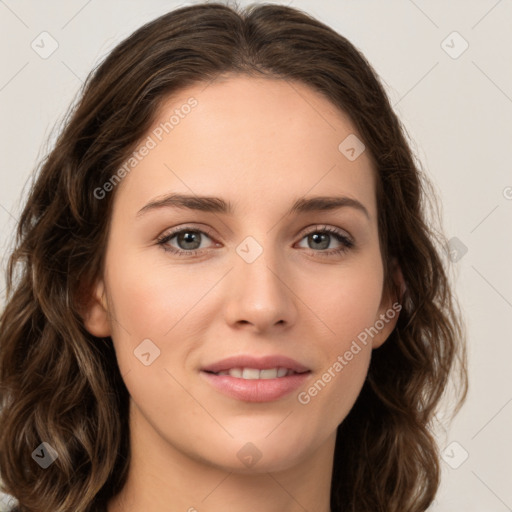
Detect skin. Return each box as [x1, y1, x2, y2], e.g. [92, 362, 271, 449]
[82, 74, 403, 512]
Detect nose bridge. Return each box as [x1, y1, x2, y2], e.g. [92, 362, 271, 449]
[235, 232, 284, 298]
[224, 231, 296, 329]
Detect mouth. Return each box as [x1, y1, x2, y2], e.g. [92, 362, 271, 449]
[200, 355, 312, 402]
[203, 367, 310, 379]
[201, 353, 311, 375]
[200, 369, 311, 402]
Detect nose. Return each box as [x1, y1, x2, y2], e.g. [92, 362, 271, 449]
[222, 244, 298, 333]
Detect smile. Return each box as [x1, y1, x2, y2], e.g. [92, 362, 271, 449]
[207, 367, 305, 379]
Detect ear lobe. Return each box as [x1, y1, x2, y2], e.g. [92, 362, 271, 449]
[372, 258, 405, 349]
[78, 279, 111, 338]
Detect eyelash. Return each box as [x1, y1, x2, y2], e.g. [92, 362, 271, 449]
[156, 224, 354, 258]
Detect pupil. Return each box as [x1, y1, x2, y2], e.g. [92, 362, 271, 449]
[180, 231, 200, 249]
[310, 233, 328, 250]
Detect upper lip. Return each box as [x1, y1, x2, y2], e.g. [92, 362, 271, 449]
[201, 354, 310, 373]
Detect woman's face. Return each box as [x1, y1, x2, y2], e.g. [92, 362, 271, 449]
[84, 74, 400, 473]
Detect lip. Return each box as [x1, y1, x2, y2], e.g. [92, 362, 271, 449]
[200, 371, 311, 402]
[200, 354, 312, 403]
[201, 354, 310, 374]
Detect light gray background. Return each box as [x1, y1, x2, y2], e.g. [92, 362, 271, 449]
[1, 1, 511, 510]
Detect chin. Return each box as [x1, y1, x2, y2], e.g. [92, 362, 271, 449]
[201, 435, 313, 474]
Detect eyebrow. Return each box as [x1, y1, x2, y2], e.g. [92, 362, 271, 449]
[136, 193, 370, 220]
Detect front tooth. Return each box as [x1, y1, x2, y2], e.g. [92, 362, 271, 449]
[224, 367, 294, 379]
[260, 368, 278, 379]
[242, 368, 261, 379]
[277, 367, 288, 377]
[228, 368, 243, 378]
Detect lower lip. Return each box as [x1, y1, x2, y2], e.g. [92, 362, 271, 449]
[200, 370, 311, 402]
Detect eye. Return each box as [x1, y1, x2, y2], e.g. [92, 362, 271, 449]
[156, 224, 354, 258]
[295, 225, 354, 257]
[156, 227, 217, 256]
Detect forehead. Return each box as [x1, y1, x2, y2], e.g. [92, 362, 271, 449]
[113, 74, 377, 220]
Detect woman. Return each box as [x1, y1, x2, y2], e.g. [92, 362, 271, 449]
[0, 3, 468, 511]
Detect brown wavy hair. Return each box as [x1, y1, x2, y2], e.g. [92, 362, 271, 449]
[0, 2, 468, 511]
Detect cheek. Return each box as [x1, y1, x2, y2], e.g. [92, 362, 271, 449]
[295, 258, 382, 411]
[270, 268, 377, 418]
[325, 349, 371, 429]
[106, 250, 211, 335]
[104, 262, 204, 419]
[297, 256, 384, 345]
[104, 251, 222, 377]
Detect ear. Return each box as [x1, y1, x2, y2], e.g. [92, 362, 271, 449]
[78, 278, 112, 338]
[371, 257, 405, 349]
